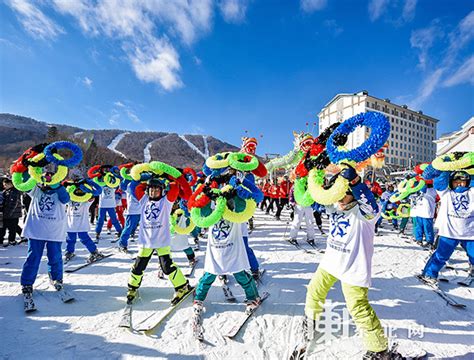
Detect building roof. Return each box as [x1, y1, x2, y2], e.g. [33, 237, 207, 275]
[319, 91, 440, 123]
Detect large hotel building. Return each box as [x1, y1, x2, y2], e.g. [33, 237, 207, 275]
[318, 91, 439, 169]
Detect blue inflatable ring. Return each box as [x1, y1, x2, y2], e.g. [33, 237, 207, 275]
[326, 111, 390, 164]
[44, 141, 83, 168]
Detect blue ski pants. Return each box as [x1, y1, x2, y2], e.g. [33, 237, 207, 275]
[95, 207, 122, 234]
[119, 214, 140, 247]
[414, 217, 434, 244]
[66, 232, 97, 254]
[423, 236, 474, 278]
[243, 236, 259, 272]
[21, 239, 63, 286]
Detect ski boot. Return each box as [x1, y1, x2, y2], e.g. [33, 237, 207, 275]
[64, 252, 75, 263]
[287, 238, 299, 246]
[118, 245, 128, 253]
[22, 285, 36, 312]
[95, 233, 100, 243]
[251, 269, 260, 281]
[126, 288, 137, 305]
[245, 296, 262, 315]
[51, 279, 64, 291]
[87, 250, 105, 264]
[157, 268, 165, 279]
[363, 345, 404, 360]
[188, 258, 197, 267]
[22, 285, 33, 296]
[422, 242, 435, 251]
[419, 274, 439, 288]
[171, 282, 193, 305]
[302, 315, 318, 342]
[307, 239, 316, 246]
[318, 225, 325, 235]
[192, 300, 205, 340]
[107, 228, 111, 235]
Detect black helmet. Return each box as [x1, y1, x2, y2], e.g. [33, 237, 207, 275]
[450, 170, 471, 188]
[147, 177, 168, 189]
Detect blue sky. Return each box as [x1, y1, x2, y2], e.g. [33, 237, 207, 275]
[0, 0, 473, 156]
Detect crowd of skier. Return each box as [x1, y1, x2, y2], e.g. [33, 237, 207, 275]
[1, 111, 472, 360]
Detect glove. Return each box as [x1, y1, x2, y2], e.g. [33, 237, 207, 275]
[340, 164, 359, 182]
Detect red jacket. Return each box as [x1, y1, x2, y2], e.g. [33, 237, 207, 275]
[278, 180, 291, 198]
[269, 185, 279, 199]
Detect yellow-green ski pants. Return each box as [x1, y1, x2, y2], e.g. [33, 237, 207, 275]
[128, 246, 187, 290]
[305, 267, 388, 352]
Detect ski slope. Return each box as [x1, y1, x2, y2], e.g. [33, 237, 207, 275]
[0, 210, 472, 359]
[107, 132, 130, 158]
[178, 135, 209, 159]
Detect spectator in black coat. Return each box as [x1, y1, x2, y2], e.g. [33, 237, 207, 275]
[1, 178, 23, 246]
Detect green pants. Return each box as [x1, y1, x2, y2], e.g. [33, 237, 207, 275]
[128, 246, 187, 290]
[195, 270, 259, 301]
[305, 267, 388, 353]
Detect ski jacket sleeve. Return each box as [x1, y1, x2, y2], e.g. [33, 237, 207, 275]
[166, 183, 179, 203]
[434, 171, 450, 192]
[132, 182, 146, 201]
[351, 182, 379, 220]
[55, 186, 70, 204]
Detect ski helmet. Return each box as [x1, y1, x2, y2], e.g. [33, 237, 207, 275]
[449, 170, 471, 188]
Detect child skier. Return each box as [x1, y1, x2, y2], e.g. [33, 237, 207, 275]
[93, 167, 122, 241]
[126, 177, 193, 305]
[287, 186, 317, 246]
[410, 183, 437, 249]
[64, 179, 105, 263]
[20, 175, 71, 307]
[421, 170, 473, 284]
[118, 178, 141, 252]
[191, 174, 262, 340]
[302, 166, 400, 359]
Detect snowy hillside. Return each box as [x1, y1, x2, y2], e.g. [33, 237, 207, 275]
[0, 210, 472, 359]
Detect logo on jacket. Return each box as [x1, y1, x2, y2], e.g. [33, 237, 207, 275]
[330, 213, 351, 238]
[103, 188, 112, 197]
[39, 194, 55, 212]
[453, 194, 469, 215]
[212, 220, 231, 241]
[145, 202, 161, 220]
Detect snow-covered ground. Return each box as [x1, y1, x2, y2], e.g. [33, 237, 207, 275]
[0, 210, 472, 359]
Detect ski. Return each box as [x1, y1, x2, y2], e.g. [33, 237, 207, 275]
[118, 304, 133, 329]
[416, 275, 466, 309]
[223, 291, 270, 339]
[185, 259, 199, 278]
[285, 240, 315, 255]
[457, 274, 473, 287]
[63, 254, 76, 265]
[23, 292, 37, 313]
[306, 241, 324, 254]
[56, 288, 75, 303]
[135, 286, 195, 333]
[65, 253, 113, 273]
